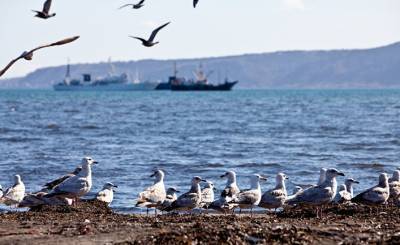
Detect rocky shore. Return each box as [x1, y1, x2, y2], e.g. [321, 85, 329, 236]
[0, 200, 399, 244]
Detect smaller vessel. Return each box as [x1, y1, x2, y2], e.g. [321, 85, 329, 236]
[54, 60, 158, 91]
[156, 63, 238, 91]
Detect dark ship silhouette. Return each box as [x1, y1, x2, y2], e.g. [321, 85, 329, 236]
[156, 63, 238, 91]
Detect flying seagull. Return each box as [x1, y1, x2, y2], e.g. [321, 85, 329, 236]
[0, 36, 80, 78]
[119, 0, 145, 9]
[193, 0, 199, 8]
[33, 0, 56, 19]
[130, 22, 170, 47]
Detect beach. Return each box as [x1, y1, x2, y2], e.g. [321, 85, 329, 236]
[0, 200, 399, 244]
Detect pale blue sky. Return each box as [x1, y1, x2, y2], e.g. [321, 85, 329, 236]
[1, 0, 399, 78]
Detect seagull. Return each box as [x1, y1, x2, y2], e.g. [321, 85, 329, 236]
[200, 181, 215, 209]
[230, 174, 267, 214]
[334, 184, 352, 204]
[193, 0, 199, 8]
[0, 36, 80, 78]
[389, 170, 400, 200]
[317, 168, 327, 185]
[352, 173, 390, 206]
[19, 192, 72, 208]
[130, 22, 170, 47]
[344, 178, 359, 198]
[0, 175, 26, 207]
[165, 176, 206, 211]
[287, 168, 345, 217]
[96, 182, 118, 205]
[259, 173, 288, 211]
[43, 166, 82, 191]
[119, 0, 145, 9]
[209, 171, 240, 212]
[44, 157, 98, 204]
[0, 185, 3, 199]
[158, 187, 179, 211]
[33, 0, 56, 19]
[136, 170, 166, 212]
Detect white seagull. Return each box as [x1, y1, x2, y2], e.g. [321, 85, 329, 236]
[136, 170, 166, 212]
[0, 175, 26, 207]
[231, 174, 267, 214]
[166, 176, 206, 211]
[96, 182, 118, 205]
[44, 157, 98, 203]
[352, 173, 390, 205]
[287, 168, 344, 217]
[209, 171, 241, 212]
[200, 181, 215, 209]
[334, 178, 359, 204]
[259, 173, 288, 211]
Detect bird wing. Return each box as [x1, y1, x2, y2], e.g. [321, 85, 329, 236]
[289, 185, 332, 205]
[44, 174, 72, 190]
[175, 192, 199, 207]
[0, 57, 22, 78]
[193, 0, 199, 8]
[43, 0, 52, 13]
[235, 190, 258, 205]
[148, 22, 170, 42]
[119, 4, 134, 9]
[52, 176, 88, 195]
[270, 189, 286, 198]
[137, 0, 145, 5]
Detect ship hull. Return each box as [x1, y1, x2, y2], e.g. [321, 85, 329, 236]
[170, 81, 238, 91]
[53, 83, 158, 91]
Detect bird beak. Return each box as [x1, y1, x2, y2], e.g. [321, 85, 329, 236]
[93, 161, 98, 165]
[260, 176, 267, 181]
[338, 172, 345, 176]
[213, 187, 217, 191]
[176, 190, 180, 193]
[354, 181, 360, 184]
[220, 174, 226, 178]
[150, 173, 155, 177]
[285, 176, 289, 180]
[201, 179, 207, 182]
[113, 185, 118, 188]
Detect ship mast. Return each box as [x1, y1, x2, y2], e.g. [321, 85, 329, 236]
[64, 58, 71, 85]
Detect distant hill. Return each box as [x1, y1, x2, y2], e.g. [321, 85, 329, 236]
[1, 42, 400, 89]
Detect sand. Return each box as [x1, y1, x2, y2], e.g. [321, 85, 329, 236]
[0, 200, 399, 244]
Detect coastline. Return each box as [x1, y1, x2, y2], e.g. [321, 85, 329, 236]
[0, 200, 399, 244]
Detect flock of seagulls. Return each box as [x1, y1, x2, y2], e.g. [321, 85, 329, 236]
[0, 0, 199, 78]
[1, 157, 400, 218]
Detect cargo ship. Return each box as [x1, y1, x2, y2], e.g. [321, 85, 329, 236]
[156, 63, 238, 91]
[53, 62, 158, 91]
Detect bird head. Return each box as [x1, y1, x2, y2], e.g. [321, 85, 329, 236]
[345, 178, 359, 186]
[167, 187, 180, 194]
[81, 156, 98, 166]
[379, 173, 389, 186]
[104, 182, 118, 190]
[277, 173, 289, 183]
[326, 168, 345, 179]
[14, 174, 22, 184]
[150, 169, 165, 179]
[192, 176, 206, 184]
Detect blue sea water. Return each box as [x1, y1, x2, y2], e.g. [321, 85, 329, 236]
[0, 89, 400, 212]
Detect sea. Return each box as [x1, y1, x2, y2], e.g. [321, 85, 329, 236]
[0, 89, 399, 212]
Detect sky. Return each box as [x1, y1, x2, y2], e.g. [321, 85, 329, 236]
[0, 0, 400, 79]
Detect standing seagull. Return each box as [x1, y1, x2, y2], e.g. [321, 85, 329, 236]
[389, 170, 400, 200]
[44, 157, 98, 203]
[158, 187, 180, 211]
[130, 22, 170, 47]
[193, 0, 199, 8]
[334, 178, 359, 203]
[166, 176, 206, 211]
[287, 168, 344, 217]
[352, 173, 390, 205]
[209, 171, 240, 212]
[231, 174, 267, 214]
[0, 175, 26, 207]
[136, 170, 166, 212]
[0, 36, 80, 78]
[96, 182, 118, 205]
[200, 181, 215, 209]
[259, 173, 288, 211]
[33, 0, 56, 19]
[119, 0, 145, 9]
